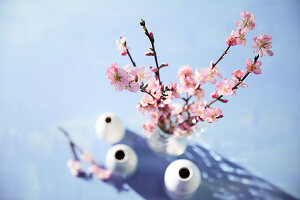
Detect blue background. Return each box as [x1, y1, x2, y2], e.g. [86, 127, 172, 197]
[0, 0, 299, 199]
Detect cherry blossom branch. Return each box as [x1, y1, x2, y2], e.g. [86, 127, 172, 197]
[58, 127, 112, 180]
[206, 54, 259, 108]
[205, 95, 224, 108]
[58, 126, 104, 166]
[107, 11, 273, 137]
[58, 126, 83, 159]
[140, 19, 162, 84]
[212, 45, 231, 69]
[179, 45, 231, 114]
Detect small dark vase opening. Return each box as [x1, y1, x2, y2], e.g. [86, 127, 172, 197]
[105, 117, 112, 123]
[115, 150, 125, 160]
[179, 167, 190, 179]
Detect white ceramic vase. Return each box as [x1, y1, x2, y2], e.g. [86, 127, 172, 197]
[105, 144, 138, 178]
[164, 159, 201, 199]
[95, 112, 125, 144]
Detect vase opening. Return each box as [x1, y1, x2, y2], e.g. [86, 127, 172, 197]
[115, 150, 126, 161]
[105, 116, 112, 123]
[179, 167, 190, 179]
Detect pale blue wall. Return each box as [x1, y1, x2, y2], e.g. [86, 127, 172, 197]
[0, 0, 299, 199]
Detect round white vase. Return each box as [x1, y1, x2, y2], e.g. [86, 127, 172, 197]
[164, 159, 201, 199]
[95, 112, 125, 144]
[105, 144, 138, 178]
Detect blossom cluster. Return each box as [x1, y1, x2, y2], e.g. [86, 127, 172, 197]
[66, 151, 111, 180]
[106, 63, 152, 92]
[106, 12, 273, 138]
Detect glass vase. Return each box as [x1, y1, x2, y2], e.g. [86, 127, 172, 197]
[147, 127, 187, 156]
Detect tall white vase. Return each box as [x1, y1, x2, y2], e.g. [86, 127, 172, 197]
[164, 159, 201, 199]
[105, 144, 138, 178]
[95, 112, 125, 144]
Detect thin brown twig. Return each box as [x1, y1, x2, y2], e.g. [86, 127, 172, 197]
[140, 88, 156, 99]
[140, 19, 162, 84]
[126, 49, 136, 67]
[212, 45, 231, 69]
[58, 126, 83, 153]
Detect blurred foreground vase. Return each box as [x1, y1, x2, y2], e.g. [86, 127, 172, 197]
[147, 127, 187, 156]
[105, 144, 138, 178]
[95, 112, 125, 144]
[164, 159, 201, 200]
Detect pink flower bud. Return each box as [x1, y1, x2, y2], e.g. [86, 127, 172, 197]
[160, 62, 169, 68]
[149, 32, 154, 38]
[121, 51, 127, 56]
[145, 51, 153, 56]
[134, 75, 139, 82]
[150, 66, 158, 72]
[221, 99, 228, 103]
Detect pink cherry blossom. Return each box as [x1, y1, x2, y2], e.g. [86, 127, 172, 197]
[195, 65, 222, 85]
[88, 165, 112, 180]
[106, 63, 131, 91]
[177, 65, 197, 95]
[149, 111, 159, 120]
[216, 79, 234, 96]
[165, 82, 180, 99]
[245, 58, 262, 74]
[194, 88, 205, 102]
[176, 124, 195, 137]
[81, 151, 94, 162]
[67, 160, 83, 177]
[234, 29, 247, 46]
[116, 36, 130, 56]
[226, 31, 237, 46]
[177, 65, 193, 81]
[210, 90, 219, 98]
[173, 126, 190, 137]
[170, 103, 183, 116]
[236, 11, 255, 32]
[232, 77, 248, 88]
[129, 66, 152, 83]
[142, 120, 156, 138]
[194, 68, 207, 85]
[191, 102, 206, 118]
[231, 69, 245, 79]
[178, 78, 196, 95]
[162, 91, 175, 105]
[203, 107, 223, 123]
[147, 77, 161, 92]
[137, 93, 157, 115]
[205, 63, 222, 84]
[251, 34, 274, 57]
[126, 81, 140, 93]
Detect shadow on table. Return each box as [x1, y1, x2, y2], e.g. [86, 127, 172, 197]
[104, 130, 298, 200]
